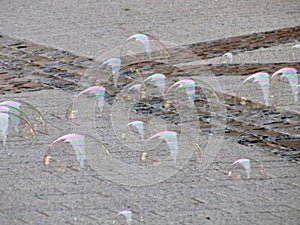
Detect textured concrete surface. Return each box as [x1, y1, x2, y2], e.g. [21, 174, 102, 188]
[0, 0, 300, 224]
[0, 0, 299, 58]
[1, 90, 299, 225]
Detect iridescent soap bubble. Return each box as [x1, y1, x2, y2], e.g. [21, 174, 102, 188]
[115, 210, 132, 225]
[121, 33, 170, 62]
[237, 72, 270, 107]
[271, 67, 299, 104]
[222, 52, 233, 63]
[99, 58, 122, 88]
[145, 131, 178, 163]
[44, 133, 110, 173]
[126, 121, 144, 140]
[166, 79, 196, 107]
[228, 158, 266, 180]
[141, 73, 166, 96]
[0, 101, 21, 131]
[66, 86, 106, 120]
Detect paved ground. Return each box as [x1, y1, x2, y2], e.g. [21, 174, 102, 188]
[1, 0, 299, 58]
[0, 1, 300, 225]
[1, 89, 299, 225]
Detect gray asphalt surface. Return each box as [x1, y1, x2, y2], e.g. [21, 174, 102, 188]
[1, 1, 300, 224]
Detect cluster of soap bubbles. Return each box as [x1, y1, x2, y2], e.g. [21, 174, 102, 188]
[238, 67, 299, 107]
[229, 52, 299, 180]
[4, 35, 300, 224]
[0, 100, 46, 146]
[3, 34, 289, 183]
[0, 34, 226, 186]
[4, 34, 299, 185]
[43, 33, 226, 186]
[5, 34, 296, 185]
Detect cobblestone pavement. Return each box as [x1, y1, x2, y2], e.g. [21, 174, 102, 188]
[1, 26, 299, 93]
